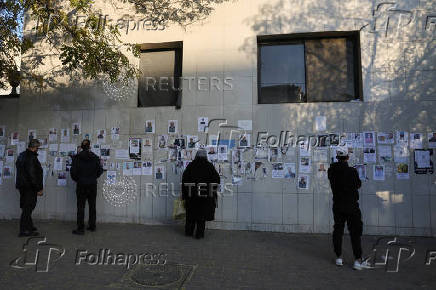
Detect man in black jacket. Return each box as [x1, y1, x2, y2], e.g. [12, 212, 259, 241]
[16, 139, 43, 237]
[328, 148, 370, 270]
[182, 149, 220, 239]
[70, 139, 103, 235]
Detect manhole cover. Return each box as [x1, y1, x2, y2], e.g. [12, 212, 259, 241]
[109, 263, 196, 289]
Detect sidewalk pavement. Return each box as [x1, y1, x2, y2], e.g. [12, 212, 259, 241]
[0, 220, 435, 289]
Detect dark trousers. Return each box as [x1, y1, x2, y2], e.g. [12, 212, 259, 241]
[19, 189, 37, 232]
[333, 205, 363, 260]
[185, 212, 205, 238]
[76, 184, 97, 230]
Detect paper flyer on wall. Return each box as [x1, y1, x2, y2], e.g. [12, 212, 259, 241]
[299, 157, 312, 173]
[17, 141, 26, 154]
[107, 171, 116, 184]
[271, 162, 284, 178]
[123, 162, 133, 176]
[53, 157, 63, 171]
[60, 129, 69, 143]
[313, 148, 328, 162]
[37, 150, 47, 164]
[10, 132, 19, 145]
[377, 132, 395, 144]
[155, 165, 165, 180]
[111, 127, 120, 140]
[72, 123, 81, 136]
[96, 129, 106, 144]
[6, 149, 14, 163]
[269, 147, 279, 162]
[27, 129, 37, 142]
[57, 171, 67, 186]
[49, 128, 57, 142]
[49, 144, 58, 156]
[283, 163, 296, 179]
[396, 163, 409, 180]
[142, 136, 153, 149]
[414, 150, 431, 169]
[363, 147, 376, 163]
[145, 120, 155, 133]
[66, 156, 73, 171]
[393, 144, 409, 163]
[349, 133, 363, 148]
[158, 135, 168, 149]
[373, 165, 385, 181]
[2, 165, 12, 179]
[354, 164, 367, 181]
[255, 147, 268, 160]
[378, 145, 393, 163]
[238, 134, 250, 148]
[410, 133, 423, 149]
[299, 143, 311, 157]
[428, 132, 436, 148]
[129, 138, 142, 160]
[363, 132, 376, 147]
[133, 161, 142, 175]
[184, 135, 197, 149]
[0, 125, 5, 138]
[314, 116, 326, 132]
[168, 120, 178, 134]
[396, 131, 409, 145]
[238, 120, 252, 131]
[168, 148, 177, 161]
[100, 145, 110, 158]
[142, 161, 153, 175]
[316, 163, 328, 178]
[198, 117, 208, 132]
[298, 175, 309, 189]
[115, 149, 129, 160]
[218, 145, 228, 161]
[232, 149, 242, 164]
[38, 138, 48, 149]
[206, 146, 217, 162]
[91, 144, 100, 157]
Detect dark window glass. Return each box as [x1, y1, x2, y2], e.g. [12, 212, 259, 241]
[259, 44, 306, 103]
[258, 32, 361, 103]
[138, 45, 182, 108]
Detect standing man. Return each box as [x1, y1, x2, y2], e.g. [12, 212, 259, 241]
[70, 139, 103, 235]
[182, 149, 220, 239]
[327, 148, 370, 270]
[16, 139, 43, 237]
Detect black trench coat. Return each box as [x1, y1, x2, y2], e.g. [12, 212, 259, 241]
[182, 157, 220, 221]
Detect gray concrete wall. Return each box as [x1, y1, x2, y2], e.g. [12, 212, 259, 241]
[0, 0, 435, 236]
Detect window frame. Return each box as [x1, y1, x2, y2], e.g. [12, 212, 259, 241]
[257, 31, 363, 104]
[137, 41, 183, 109]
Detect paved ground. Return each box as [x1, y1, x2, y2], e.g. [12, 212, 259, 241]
[0, 220, 435, 290]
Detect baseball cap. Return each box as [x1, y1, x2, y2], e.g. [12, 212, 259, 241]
[336, 148, 348, 157]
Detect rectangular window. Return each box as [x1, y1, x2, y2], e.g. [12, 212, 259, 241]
[138, 42, 183, 108]
[258, 31, 362, 103]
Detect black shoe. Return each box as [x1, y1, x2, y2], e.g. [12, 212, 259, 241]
[86, 226, 96, 232]
[72, 229, 85, 235]
[31, 227, 37, 231]
[19, 231, 39, 237]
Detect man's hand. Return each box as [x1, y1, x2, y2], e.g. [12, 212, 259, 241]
[37, 190, 43, 196]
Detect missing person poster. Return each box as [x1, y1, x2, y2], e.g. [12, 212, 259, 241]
[396, 163, 409, 180]
[414, 149, 433, 174]
[129, 138, 142, 160]
[373, 165, 385, 181]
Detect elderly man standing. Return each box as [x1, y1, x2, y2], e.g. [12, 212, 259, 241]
[16, 139, 43, 237]
[182, 148, 220, 239]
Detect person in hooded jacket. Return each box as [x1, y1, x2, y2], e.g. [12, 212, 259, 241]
[328, 148, 370, 270]
[70, 139, 103, 235]
[15, 139, 43, 237]
[182, 148, 220, 239]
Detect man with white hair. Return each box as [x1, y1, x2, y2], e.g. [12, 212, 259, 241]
[328, 148, 370, 270]
[182, 148, 220, 239]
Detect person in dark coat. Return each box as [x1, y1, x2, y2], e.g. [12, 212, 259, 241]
[328, 148, 370, 270]
[15, 139, 43, 237]
[182, 148, 220, 239]
[70, 139, 103, 235]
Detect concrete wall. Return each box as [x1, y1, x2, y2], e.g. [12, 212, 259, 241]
[0, 0, 435, 236]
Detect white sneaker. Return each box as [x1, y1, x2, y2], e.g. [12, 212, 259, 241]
[335, 258, 343, 266]
[353, 260, 362, 270]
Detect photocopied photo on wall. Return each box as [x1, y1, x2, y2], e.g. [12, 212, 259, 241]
[107, 171, 116, 184]
[111, 127, 120, 140]
[363, 132, 376, 147]
[410, 133, 423, 149]
[145, 120, 155, 134]
[373, 165, 385, 181]
[96, 129, 106, 144]
[49, 128, 57, 142]
[155, 165, 165, 180]
[57, 171, 67, 186]
[428, 132, 436, 148]
[72, 123, 81, 136]
[11, 132, 19, 145]
[168, 120, 178, 134]
[298, 175, 310, 190]
[396, 131, 409, 145]
[396, 163, 409, 180]
[377, 132, 395, 144]
[61, 129, 70, 143]
[198, 117, 208, 133]
[27, 129, 37, 142]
